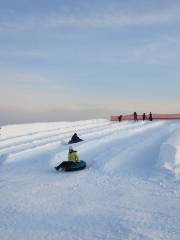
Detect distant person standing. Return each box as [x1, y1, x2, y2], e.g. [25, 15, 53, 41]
[133, 112, 138, 121]
[143, 113, 146, 121]
[118, 115, 123, 122]
[149, 112, 153, 121]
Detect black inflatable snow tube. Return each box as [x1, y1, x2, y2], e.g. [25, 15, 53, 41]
[64, 161, 86, 171]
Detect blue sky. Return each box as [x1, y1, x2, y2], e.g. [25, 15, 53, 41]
[1, 0, 180, 124]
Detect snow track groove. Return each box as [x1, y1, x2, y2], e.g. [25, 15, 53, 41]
[52, 121, 170, 171]
[0, 120, 110, 147]
[0, 120, 112, 158]
[1, 120, 149, 163]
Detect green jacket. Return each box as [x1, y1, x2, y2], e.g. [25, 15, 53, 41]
[68, 151, 80, 163]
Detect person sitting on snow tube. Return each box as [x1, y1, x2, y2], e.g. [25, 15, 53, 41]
[68, 133, 83, 144]
[68, 146, 80, 162]
[55, 146, 80, 171]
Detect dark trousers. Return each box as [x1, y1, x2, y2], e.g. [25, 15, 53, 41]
[55, 161, 68, 170]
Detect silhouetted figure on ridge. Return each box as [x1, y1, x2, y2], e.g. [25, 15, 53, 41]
[149, 112, 153, 121]
[143, 113, 146, 121]
[118, 115, 123, 122]
[133, 112, 138, 121]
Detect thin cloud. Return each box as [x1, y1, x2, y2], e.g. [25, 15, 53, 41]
[0, 49, 47, 59]
[11, 50, 47, 58]
[46, 7, 180, 28]
[1, 7, 180, 33]
[0, 21, 33, 32]
[0, 71, 51, 86]
[91, 36, 180, 65]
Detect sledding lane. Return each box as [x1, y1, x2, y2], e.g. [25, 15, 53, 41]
[93, 123, 172, 177]
[51, 121, 171, 170]
[0, 120, 113, 157]
[11, 120, 152, 164]
[0, 119, 111, 148]
[0, 119, 109, 141]
[1, 120, 148, 163]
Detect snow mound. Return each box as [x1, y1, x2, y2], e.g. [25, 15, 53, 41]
[159, 127, 180, 180]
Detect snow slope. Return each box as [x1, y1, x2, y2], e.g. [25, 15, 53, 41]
[0, 119, 180, 240]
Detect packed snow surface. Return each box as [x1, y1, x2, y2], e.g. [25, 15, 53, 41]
[1, 119, 180, 240]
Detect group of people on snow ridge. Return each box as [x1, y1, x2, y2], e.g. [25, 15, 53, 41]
[133, 112, 153, 121]
[118, 112, 153, 122]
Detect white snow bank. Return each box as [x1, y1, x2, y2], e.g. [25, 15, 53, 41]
[159, 128, 180, 180]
